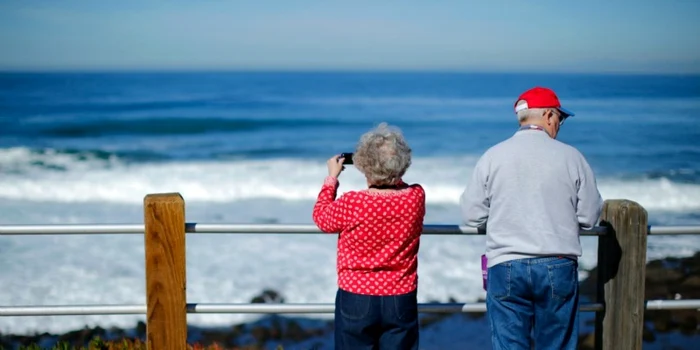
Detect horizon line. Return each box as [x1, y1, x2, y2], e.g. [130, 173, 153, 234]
[2, 68, 700, 77]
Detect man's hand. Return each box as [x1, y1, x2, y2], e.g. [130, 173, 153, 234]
[327, 155, 345, 178]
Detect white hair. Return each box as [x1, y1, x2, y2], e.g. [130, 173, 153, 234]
[354, 122, 412, 186]
[515, 100, 553, 123]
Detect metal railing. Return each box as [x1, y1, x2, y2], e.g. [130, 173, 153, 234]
[3, 223, 700, 236]
[1, 223, 699, 317]
[1, 196, 699, 349]
[4, 300, 700, 317]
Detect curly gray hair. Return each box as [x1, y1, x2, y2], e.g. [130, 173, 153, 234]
[353, 122, 412, 186]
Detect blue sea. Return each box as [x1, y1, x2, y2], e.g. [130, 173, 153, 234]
[1, 72, 699, 337]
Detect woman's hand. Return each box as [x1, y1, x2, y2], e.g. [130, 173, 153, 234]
[327, 155, 345, 178]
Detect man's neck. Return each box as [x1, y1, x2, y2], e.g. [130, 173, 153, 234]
[519, 122, 552, 138]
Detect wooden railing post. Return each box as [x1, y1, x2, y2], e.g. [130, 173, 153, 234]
[144, 193, 187, 349]
[595, 199, 648, 350]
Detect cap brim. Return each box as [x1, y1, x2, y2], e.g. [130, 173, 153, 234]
[558, 106, 575, 117]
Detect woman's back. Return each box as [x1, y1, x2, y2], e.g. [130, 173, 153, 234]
[333, 185, 425, 295]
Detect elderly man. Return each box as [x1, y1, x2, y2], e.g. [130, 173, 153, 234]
[460, 87, 603, 349]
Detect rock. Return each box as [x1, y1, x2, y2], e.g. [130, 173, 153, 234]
[250, 325, 271, 345]
[681, 275, 700, 294]
[135, 321, 147, 338]
[57, 325, 106, 346]
[268, 316, 283, 341]
[251, 289, 285, 304]
[109, 326, 126, 339]
[649, 310, 673, 332]
[678, 311, 698, 335]
[284, 320, 306, 342]
[646, 263, 684, 285]
[578, 251, 700, 343]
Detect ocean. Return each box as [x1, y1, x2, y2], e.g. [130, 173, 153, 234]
[0, 72, 699, 335]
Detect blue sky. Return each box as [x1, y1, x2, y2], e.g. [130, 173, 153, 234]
[1, 0, 699, 73]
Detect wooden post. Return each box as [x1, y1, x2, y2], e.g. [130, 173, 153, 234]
[595, 199, 648, 350]
[144, 193, 187, 349]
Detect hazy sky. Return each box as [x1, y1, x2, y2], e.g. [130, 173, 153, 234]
[1, 0, 699, 73]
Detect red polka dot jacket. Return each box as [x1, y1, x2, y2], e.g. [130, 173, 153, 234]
[313, 176, 426, 295]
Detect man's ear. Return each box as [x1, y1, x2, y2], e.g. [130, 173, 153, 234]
[544, 109, 554, 125]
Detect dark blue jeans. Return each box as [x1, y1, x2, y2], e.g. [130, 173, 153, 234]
[334, 288, 419, 350]
[486, 256, 579, 350]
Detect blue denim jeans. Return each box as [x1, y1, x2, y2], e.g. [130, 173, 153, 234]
[334, 288, 419, 350]
[486, 256, 579, 350]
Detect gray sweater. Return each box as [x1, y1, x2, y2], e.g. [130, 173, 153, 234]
[460, 128, 603, 267]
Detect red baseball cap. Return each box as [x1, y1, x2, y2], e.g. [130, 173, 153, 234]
[514, 87, 575, 117]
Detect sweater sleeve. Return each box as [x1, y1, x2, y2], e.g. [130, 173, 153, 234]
[576, 156, 604, 229]
[312, 176, 353, 233]
[460, 156, 490, 228]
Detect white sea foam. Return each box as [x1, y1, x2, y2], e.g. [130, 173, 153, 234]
[1, 147, 699, 334]
[1, 147, 699, 212]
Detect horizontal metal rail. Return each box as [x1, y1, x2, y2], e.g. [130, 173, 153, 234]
[186, 302, 605, 313]
[2, 223, 699, 236]
[646, 225, 700, 235]
[644, 299, 700, 310]
[3, 300, 700, 317]
[0, 302, 602, 316]
[0, 305, 146, 316]
[0, 222, 700, 236]
[0, 224, 145, 235]
[0, 223, 614, 235]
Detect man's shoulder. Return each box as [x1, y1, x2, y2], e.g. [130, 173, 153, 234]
[550, 139, 586, 158]
[482, 136, 519, 157]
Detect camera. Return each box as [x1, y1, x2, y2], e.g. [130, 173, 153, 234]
[339, 153, 353, 165]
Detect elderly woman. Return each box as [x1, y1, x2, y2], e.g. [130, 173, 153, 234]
[313, 123, 425, 350]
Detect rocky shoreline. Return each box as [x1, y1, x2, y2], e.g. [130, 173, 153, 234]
[577, 252, 700, 349]
[1, 253, 698, 349]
